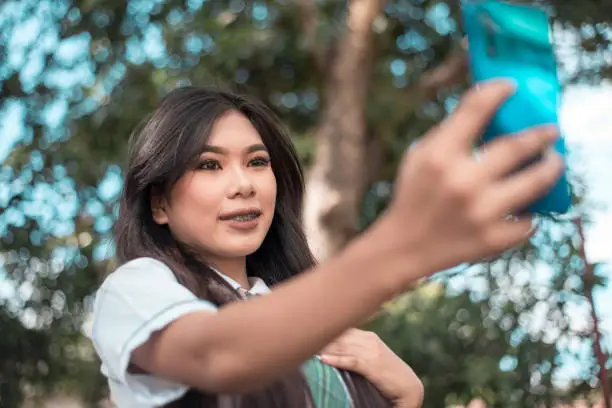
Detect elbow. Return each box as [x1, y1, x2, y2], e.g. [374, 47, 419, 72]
[395, 377, 425, 408]
[415, 379, 425, 407]
[408, 378, 425, 408]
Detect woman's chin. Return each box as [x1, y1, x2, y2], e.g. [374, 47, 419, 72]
[218, 239, 265, 258]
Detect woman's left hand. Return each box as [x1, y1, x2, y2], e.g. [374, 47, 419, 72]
[319, 328, 424, 408]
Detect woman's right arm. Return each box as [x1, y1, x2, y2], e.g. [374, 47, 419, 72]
[119, 80, 564, 395]
[129, 220, 419, 394]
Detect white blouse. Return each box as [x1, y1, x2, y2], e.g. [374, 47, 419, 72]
[88, 257, 270, 408]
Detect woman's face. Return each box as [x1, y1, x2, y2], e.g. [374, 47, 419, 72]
[152, 110, 277, 262]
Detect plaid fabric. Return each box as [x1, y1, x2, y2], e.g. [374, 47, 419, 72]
[238, 287, 353, 408]
[301, 357, 353, 408]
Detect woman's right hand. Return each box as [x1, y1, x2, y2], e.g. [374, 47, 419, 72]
[381, 79, 563, 280]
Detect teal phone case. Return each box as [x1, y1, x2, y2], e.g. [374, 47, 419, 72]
[461, 0, 571, 214]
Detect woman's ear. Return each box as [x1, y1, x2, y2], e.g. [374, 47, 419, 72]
[151, 189, 169, 225]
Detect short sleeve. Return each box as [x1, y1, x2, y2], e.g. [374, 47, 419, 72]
[89, 257, 217, 407]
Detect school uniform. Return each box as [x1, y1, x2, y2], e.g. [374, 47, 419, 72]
[89, 257, 354, 407]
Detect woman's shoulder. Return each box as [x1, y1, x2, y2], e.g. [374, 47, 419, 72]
[113, 256, 172, 274]
[100, 257, 177, 291]
[88, 256, 215, 407]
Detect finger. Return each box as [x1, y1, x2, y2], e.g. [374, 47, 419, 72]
[320, 338, 352, 357]
[319, 354, 359, 371]
[320, 342, 365, 360]
[479, 124, 559, 179]
[436, 79, 516, 151]
[484, 216, 537, 253]
[486, 150, 564, 215]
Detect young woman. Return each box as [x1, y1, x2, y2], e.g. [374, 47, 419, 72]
[89, 81, 563, 408]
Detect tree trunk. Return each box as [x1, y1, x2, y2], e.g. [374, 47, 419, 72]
[303, 0, 384, 261]
[302, 0, 469, 261]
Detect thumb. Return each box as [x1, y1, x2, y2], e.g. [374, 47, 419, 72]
[319, 354, 359, 372]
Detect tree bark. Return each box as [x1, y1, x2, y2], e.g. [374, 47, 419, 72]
[302, 2, 469, 261]
[303, 0, 384, 261]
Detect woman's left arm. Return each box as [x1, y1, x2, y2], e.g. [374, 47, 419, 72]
[319, 328, 424, 408]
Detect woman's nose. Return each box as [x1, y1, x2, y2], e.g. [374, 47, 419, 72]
[227, 167, 255, 198]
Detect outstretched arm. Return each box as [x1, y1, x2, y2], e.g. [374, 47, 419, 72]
[124, 80, 561, 394]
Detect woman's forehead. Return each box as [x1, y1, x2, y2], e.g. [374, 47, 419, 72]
[206, 110, 265, 149]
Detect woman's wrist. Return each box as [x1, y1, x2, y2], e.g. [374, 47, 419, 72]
[351, 215, 429, 296]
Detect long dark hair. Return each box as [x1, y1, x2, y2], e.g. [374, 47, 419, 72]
[114, 86, 391, 407]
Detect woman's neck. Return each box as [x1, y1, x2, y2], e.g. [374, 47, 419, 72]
[210, 257, 250, 289]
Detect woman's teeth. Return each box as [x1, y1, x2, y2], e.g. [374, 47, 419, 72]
[229, 213, 258, 221]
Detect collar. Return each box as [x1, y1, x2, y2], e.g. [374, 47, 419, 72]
[211, 268, 271, 296]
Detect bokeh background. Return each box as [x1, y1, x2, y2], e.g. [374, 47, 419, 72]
[1, 0, 611, 407]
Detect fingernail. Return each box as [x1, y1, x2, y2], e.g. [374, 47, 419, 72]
[543, 125, 560, 139]
[477, 78, 517, 92]
[495, 78, 518, 92]
[504, 78, 518, 89]
[546, 146, 561, 157]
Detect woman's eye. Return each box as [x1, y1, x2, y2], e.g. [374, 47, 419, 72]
[199, 160, 222, 171]
[249, 157, 271, 167]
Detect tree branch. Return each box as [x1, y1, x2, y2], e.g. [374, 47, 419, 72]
[296, 0, 327, 72]
[361, 45, 469, 189]
[296, 0, 318, 43]
[575, 218, 611, 408]
[409, 45, 469, 99]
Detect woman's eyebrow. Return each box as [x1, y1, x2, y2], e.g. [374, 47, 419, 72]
[246, 144, 268, 154]
[200, 144, 268, 155]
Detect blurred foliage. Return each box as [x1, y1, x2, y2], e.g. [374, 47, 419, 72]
[1, 0, 611, 407]
[367, 222, 610, 407]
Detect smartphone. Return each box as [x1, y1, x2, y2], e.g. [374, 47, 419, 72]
[461, 0, 572, 215]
